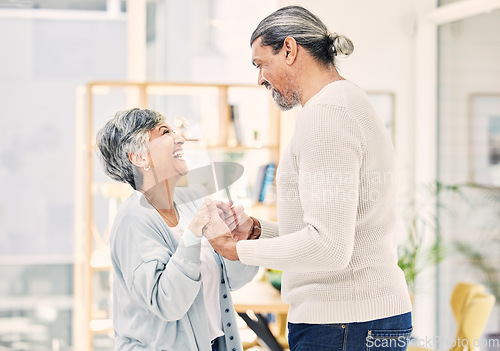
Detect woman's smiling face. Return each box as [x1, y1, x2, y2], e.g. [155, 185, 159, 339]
[147, 122, 187, 183]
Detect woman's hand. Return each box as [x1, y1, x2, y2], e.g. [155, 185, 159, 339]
[212, 201, 253, 241]
[187, 202, 210, 237]
[203, 200, 239, 261]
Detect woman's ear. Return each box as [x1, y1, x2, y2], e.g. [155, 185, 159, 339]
[129, 152, 149, 168]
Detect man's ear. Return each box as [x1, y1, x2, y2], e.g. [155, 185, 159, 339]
[129, 152, 149, 168]
[283, 36, 298, 65]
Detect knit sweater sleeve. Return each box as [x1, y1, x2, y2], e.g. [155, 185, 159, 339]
[259, 218, 279, 239]
[236, 105, 364, 272]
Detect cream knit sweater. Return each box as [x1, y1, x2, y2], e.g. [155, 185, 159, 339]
[236, 80, 412, 324]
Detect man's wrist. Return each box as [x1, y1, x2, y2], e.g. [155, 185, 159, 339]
[248, 216, 261, 240]
[209, 234, 239, 261]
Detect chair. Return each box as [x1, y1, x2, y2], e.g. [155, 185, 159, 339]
[450, 282, 485, 329]
[408, 282, 496, 351]
[451, 290, 495, 351]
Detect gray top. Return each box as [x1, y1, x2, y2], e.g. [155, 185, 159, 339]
[110, 187, 259, 350]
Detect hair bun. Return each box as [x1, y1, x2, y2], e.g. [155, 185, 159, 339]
[328, 32, 354, 57]
[327, 31, 338, 42]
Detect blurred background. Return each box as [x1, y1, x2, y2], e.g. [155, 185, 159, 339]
[1, 0, 500, 350]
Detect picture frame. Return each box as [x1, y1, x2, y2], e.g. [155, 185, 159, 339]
[468, 94, 500, 187]
[367, 92, 396, 143]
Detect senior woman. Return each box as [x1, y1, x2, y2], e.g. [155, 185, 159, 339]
[95, 108, 258, 351]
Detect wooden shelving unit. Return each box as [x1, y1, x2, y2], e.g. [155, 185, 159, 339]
[74, 81, 282, 351]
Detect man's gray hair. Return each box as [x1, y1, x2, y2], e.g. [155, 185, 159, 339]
[250, 6, 354, 66]
[95, 108, 164, 190]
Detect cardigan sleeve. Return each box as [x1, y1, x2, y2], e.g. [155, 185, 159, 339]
[236, 105, 364, 272]
[112, 216, 203, 322]
[222, 258, 259, 291]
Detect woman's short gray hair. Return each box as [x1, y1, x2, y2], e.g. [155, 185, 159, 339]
[95, 108, 164, 190]
[250, 6, 354, 66]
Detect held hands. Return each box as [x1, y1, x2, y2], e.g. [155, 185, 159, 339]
[212, 200, 253, 241]
[188, 199, 240, 260]
[203, 199, 240, 261]
[188, 199, 255, 261]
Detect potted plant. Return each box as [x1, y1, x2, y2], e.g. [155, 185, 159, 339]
[397, 181, 465, 297]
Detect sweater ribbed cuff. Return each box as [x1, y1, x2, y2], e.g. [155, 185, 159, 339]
[259, 219, 278, 239]
[236, 239, 260, 267]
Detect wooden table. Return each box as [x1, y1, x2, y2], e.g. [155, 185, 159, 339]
[231, 279, 289, 351]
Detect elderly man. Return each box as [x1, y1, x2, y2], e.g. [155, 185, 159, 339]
[203, 5, 412, 351]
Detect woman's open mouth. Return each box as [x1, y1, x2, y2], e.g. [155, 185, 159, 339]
[173, 149, 184, 159]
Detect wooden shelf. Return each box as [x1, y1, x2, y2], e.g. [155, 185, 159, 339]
[90, 250, 111, 271]
[90, 319, 113, 335]
[231, 279, 288, 314]
[89, 263, 112, 272]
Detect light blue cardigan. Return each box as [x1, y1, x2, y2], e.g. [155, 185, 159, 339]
[109, 187, 259, 350]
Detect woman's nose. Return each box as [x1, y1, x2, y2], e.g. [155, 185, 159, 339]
[174, 134, 185, 145]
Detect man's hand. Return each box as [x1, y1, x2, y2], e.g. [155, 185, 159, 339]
[203, 200, 239, 261]
[213, 200, 253, 241]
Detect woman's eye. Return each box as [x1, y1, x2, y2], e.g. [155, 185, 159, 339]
[163, 129, 170, 134]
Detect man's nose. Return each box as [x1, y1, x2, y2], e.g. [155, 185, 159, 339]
[258, 70, 266, 87]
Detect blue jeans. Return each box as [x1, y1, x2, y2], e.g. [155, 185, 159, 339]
[288, 312, 412, 351]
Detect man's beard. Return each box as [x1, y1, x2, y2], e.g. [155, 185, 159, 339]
[271, 87, 301, 111]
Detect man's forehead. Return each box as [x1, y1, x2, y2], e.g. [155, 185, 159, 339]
[251, 38, 264, 62]
[251, 36, 262, 47]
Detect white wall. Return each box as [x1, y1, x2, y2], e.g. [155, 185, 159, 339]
[191, 0, 279, 84]
[279, 0, 417, 189]
[151, 0, 278, 84]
